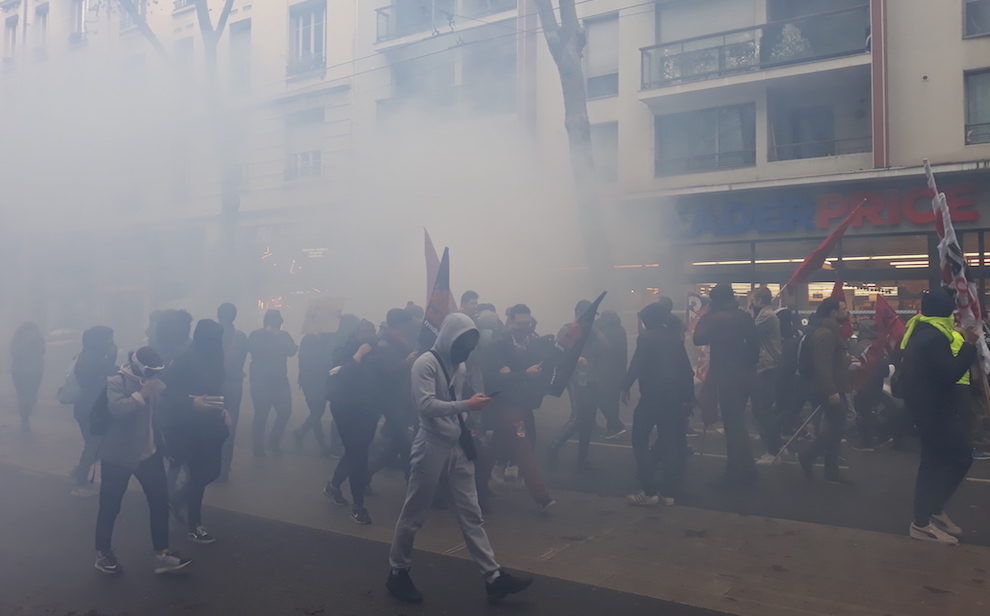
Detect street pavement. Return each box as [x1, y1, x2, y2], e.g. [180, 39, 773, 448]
[2, 388, 990, 615]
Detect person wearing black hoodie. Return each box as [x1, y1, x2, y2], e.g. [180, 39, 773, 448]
[162, 319, 230, 545]
[10, 321, 45, 434]
[217, 303, 248, 482]
[294, 311, 346, 456]
[693, 284, 760, 485]
[323, 319, 381, 525]
[899, 288, 978, 544]
[248, 309, 298, 456]
[622, 299, 694, 506]
[70, 326, 118, 496]
[367, 308, 418, 483]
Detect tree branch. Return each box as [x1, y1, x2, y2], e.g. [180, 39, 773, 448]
[533, 0, 560, 34]
[116, 0, 169, 60]
[194, 0, 216, 44]
[558, 0, 579, 29]
[214, 0, 236, 38]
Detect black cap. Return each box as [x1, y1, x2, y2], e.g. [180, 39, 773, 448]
[921, 287, 955, 318]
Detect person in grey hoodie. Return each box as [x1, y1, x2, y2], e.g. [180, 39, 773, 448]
[750, 286, 783, 464]
[386, 313, 532, 605]
[93, 347, 191, 576]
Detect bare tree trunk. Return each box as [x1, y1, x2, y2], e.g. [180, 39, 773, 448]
[533, 0, 611, 281]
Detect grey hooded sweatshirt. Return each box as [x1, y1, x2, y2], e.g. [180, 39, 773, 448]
[410, 313, 476, 447]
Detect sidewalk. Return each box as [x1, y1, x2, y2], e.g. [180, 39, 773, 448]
[2, 406, 987, 616]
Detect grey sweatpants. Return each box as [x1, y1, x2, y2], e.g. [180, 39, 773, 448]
[388, 435, 500, 576]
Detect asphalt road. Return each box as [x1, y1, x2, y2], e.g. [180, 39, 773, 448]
[0, 464, 728, 616]
[535, 405, 990, 546]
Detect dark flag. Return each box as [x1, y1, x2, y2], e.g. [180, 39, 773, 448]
[548, 291, 607, 397]
[781, 199, 864, 296]
[419, 247, 455, 352]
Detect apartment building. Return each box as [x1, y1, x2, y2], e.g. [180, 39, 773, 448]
[2, 0, 990, 330]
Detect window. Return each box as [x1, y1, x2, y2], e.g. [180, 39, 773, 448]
[585, 15, 619, 99]
[70, 0, 87, 41]
[966, 0, 990, 37]
[966, 70, 990, 145]
[286, 151, 322, 180]
[591, 122, 619, 181]
[229, 19, 251, 91]
[174, 0, 196, 10]
[289, 0, 326, 76]
[121, 0, 147, 30]
[34, 4, 48, 52]
[655, 103, 756, 175]
[3, 16, 17, 61]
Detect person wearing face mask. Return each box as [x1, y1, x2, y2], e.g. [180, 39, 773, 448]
[386, 313, 533, 605]
[323, 319, 382, 525]
[161, 319, 230, 545]
[94, 347, 191, 576]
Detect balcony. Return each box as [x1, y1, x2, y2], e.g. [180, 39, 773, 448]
[641, 5, 870, 90]
[772, 136, 872, 161]
[967, 123, 990, 145]
[376, 0, 455, 42]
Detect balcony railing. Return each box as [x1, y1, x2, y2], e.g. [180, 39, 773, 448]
[656, 150, 756, 176]
[772, 135, 872, 161]
[174, 0, 196, 10]
[642, 5, 870, 90]
[376, 1, 455, 42]
[967, 122, 990, 145]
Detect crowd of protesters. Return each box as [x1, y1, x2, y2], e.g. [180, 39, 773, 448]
[6, 281, 990, 601]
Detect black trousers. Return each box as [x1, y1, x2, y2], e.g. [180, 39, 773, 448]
[804, 399, 846, 477]
[552, 384, 599, 464]
[12, 372, 42, 421]
[717, 382, 755, 481]
[631, 399, 687, 497]
[368, 414, 412, 479]
[174, 439, 224, 530]
[331, 409, 379, 507]
[251, 379, 292, 452]
[913, 402, 973, 526]
[752, 369, 781, 455]
[297, 389, 331, 452]
[96, 453, 169, 553]
[220, 379, 243, 478]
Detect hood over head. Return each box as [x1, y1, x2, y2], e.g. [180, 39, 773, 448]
[921, 287, 955, 318]
[192, 319, 224, 356]
[433, 313, 479, 369]
[82, 326, 114, 352]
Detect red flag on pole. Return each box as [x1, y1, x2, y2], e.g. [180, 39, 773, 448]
[548, 291, 607, 397]
[782, 200, 864, 294]
[419, 247, 455, 351]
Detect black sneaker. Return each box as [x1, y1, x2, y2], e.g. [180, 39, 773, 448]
[386, 569, 424, 604]
[187, 525, 216, 544]
[94, 551, 121, 575]
[323, 483, 349, 507]
[154, 550, 192, 575]
[351, 506, 372, 525]
[486, 569, 534, 604]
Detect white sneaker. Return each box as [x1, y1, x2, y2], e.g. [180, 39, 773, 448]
[491, 465, 506, 485]
[659, 495, 676, 506]
[931, 512, 963, 537]
[756, 454, 779, 466]
[627, 491, 660, 507]
[504, 465, 519, 481]
[909, 523, 959, 545]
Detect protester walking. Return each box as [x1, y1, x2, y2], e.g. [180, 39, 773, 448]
[368, 308, 418, 484]
[899, 288, 977, 544]
[799, 297, 852, 484]
[750, 287, 784, 465]
[324, 319, 381, 525]
[597, 310, 628, 438]
[161, 319, 230, 545]
[248, 309, 298, 457]
[70, 326, 118, 496]
[217, 303, 248, 482]
[693, 284, 759, 486]
[295, 303, 339, 456]
[94, 347, 191, 575]
[386, 313, 533, 605]
[10, 321, 45, 434]
[623, 300, 694, 506]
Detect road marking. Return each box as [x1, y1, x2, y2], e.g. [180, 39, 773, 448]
[444, 543, 466, 555]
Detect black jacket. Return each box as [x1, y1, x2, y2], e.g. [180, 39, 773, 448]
[483, 332, 556, 411]
[693, 306, 759, 387]
[161, 347, 229, 445]
[373, 332, 414, 423]
[298, 333, 335, 396]
[900, 322, 975, 419]
[624, 318, 694, 407]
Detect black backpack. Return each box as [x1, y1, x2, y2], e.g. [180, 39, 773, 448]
[89, 386, 112, 436]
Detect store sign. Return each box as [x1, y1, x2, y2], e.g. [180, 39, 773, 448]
[680, 183, 983, 238]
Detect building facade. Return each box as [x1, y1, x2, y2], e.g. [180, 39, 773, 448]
[2, 0, 990, 333]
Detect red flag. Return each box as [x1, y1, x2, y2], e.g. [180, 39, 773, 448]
[425, 229, 441, 306]
[783, 200, 864, 292]
[854, 295, 905, 391]
[548, 291, 607, 397]
[419, 247, 455, 351]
